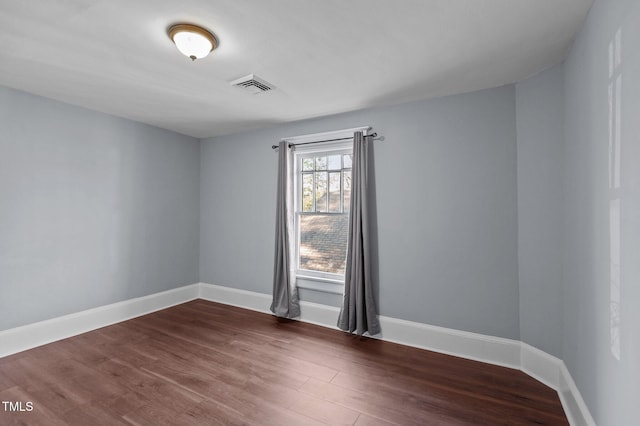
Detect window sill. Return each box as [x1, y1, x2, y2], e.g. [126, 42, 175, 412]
[296, 275, 344, 295]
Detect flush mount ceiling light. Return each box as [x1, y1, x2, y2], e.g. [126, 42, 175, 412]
[168, 24, 218, 61]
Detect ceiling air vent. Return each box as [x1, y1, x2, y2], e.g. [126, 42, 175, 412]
[230, 74, 275, 94]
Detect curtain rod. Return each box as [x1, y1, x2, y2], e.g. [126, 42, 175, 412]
[271, 133, 378, 150]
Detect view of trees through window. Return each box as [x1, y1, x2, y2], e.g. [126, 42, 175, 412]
[298, 152, 352, 275]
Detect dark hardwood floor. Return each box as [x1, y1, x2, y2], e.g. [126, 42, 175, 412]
[0, 300, 568, 425]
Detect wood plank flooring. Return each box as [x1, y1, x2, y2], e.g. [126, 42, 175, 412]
[0, 300, 568, 425]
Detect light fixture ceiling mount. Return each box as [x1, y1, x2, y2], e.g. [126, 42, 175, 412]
[168, 23, 218, 61]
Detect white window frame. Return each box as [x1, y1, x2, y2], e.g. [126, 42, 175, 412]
[284, 126, 370, 292]
[294, 142, 352, 284]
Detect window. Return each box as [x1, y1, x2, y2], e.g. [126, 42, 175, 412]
[294, 144, 352, 283]
[283, 127, 368, 287]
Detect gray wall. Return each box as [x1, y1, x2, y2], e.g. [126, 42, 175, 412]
[515, 65, 564, 358]
[0, 86, 200, 331]
[200, 85, 520, 340]
[561, 0, 640, 423]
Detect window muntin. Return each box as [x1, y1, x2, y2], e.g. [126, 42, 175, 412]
[294, 145, 352, 281]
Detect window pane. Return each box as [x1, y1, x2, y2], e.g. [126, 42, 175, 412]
[315, 172, 328, 212]
[343, 172, 351, 212]
[315, 156, 327, 170]
[302, 158, 314, 171]
[302, 173, 313, 212]
[343, 154, 352, 168]
[328, 154, 341, 170]
[329, 172, 341, 212]
[299, 214, 349, 274]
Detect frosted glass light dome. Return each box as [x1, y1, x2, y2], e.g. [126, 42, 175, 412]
[168, 24, 217, 61]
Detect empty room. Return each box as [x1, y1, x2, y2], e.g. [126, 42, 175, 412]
[1, 0, 638, 424]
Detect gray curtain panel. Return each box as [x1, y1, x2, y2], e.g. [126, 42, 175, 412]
[270, 141, 301, 318]
[337, 132, 381, 335]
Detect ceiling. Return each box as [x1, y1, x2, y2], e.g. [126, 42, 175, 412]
[0, 0, 593, 139]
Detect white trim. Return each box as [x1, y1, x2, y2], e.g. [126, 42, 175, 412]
[282, 126, 370, 144]
[197, 282, 342, 326]
[198, 282, 271, 313]
[558, 362, 597, 426]
[520, 343, 566, 391]
[293, 139, 353, 155]
[0, 284, 199, 358]
[0, 282, 595, 425]
[292, 140, 353, 283]
[299, 300, 341, 329]
[376, 316, 521, 369]
[296, 277, 344, 294]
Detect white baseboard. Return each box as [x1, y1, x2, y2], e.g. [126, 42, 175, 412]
[198, 282, 272, 313]
[0, 283, 199, 358]
[0, 281, 595, 425]
[520, 343, 562, 390]
[198, 282, 342, 329]
[558, 362, 597, 426]
[377, 316, 521, 369]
